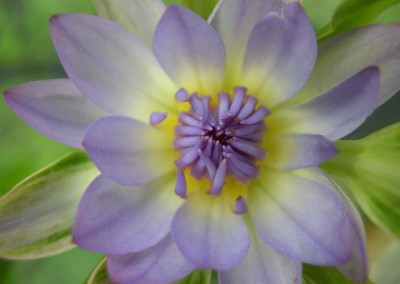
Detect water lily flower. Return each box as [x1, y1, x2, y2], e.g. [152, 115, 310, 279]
[4, 0, 400, 283]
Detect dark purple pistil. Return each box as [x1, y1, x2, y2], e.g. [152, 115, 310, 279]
[173, 87, 269, 202]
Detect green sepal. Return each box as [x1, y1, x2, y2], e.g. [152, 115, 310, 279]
[303, 265, 374, 284]
[84, 257, 109, 284]
[317, 0, 400, 41]
[0, 152, 98, 259]
[84, 264, 375, 283]
[322, 123, 400, 237]
[174, 269, 217, 284]
[84, 261, 217, 284]
[163, 0, 219, 20]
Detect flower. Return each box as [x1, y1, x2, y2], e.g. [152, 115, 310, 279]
[4, 0, 400, 283]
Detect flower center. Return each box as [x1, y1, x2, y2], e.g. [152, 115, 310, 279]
[173, 87, 269, 198]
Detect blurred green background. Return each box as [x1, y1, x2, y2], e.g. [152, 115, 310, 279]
[0, 0, 399, 283]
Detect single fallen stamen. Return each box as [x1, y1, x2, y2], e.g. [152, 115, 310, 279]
[175, 170, 187, 198]
[175, 88, 190, 102]
[235, 196, 248, 214]
[149, 112, 168, 126]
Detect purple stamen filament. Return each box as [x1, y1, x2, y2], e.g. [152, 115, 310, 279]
[174, 87, 269, 199]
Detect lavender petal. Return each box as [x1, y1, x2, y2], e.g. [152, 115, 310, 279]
[249, 169, 351, 265]
[50, 14, 176, 121]
[153, 5, 225, 94]
[242, 3, 317, 106]
[73, 174, 182, 254]
[83, 116, 175, 185]
[4, 79, 105, 148]
[293, 67, 379, 140]
[93, 0, 166, 48]
[296, 24, 400, 106]
[219, 228, 302, 284]
[108, 234, 195, 284]
[266, 134, 338, 170]
[171, 193, 249, 270]
[211, 0, 281, 83]
[306, 169, 369, 282]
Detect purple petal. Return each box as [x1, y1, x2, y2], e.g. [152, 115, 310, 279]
[242, 2, 317, 106]
[219, 229, 302, 284]
[307, 169, 368, 282]
[265, 134, 338, 170]
[108, 234, 195, 284]
[4, 79, 105, 148]
[93, 0, 166, 48]
[50, 14, 176, 121]
[337, 205, 368, 283]
[211, 0, 281, 82]
[83, 116, 175, 185]
[292, 67, 379, 140]
[295, 24, 400, 106]
[153, 5, 225, 94]
[249, 169, 351, 265]
[171, 193, 249, 270]
[73, 174, 183, 254]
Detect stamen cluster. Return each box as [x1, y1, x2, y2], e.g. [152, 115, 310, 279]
[174, 87, 269, 197]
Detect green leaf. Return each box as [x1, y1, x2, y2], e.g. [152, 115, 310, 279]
[1, 248, 103, 284]
[303, 265, 374, 284]
[84, 257, 109, 284]
[174, 269, 217, 284]
[0, 152, 98, 259]
[371, 241, 400, 284]
[163, 0, 219, 19]
[302, 0, 343, 32]
[317, 0, 400, 41]
[322, 123, 400, 236]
